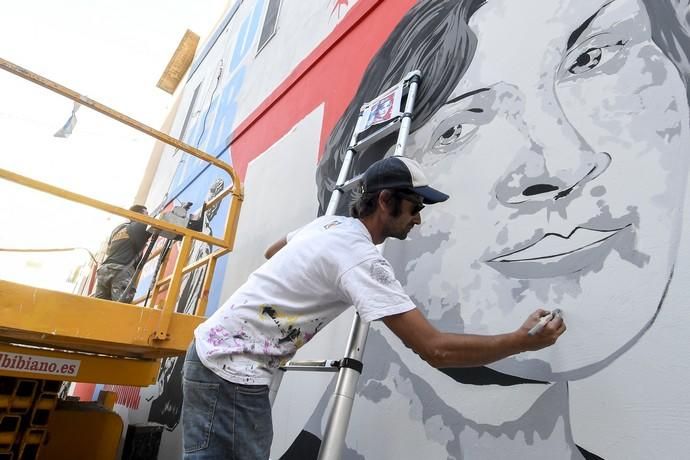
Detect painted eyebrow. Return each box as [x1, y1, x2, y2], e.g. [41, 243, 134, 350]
[567, 0, 616, 50]
[446, 87, 491, 105]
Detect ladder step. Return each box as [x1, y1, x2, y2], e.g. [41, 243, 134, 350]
[280, 359, 340, 372]
[352, 118, 401, 151]
[336, 173, 364, 192]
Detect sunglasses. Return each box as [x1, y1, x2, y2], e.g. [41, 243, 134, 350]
[397, 192, 425, 215]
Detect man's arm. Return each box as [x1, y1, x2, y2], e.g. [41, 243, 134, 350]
[128, 222, 152, 253]
[264, 236, 288, 259]
[382, 308, 565, 368]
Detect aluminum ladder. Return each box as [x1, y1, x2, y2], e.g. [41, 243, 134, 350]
[269, 69, 422, 460]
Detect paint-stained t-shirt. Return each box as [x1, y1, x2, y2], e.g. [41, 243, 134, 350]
[194, 215, 416, 385]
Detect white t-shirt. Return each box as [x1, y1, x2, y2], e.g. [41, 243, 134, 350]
[194, 215, 416, 385]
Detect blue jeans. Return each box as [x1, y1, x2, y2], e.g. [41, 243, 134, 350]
[182, 343, 273, 460]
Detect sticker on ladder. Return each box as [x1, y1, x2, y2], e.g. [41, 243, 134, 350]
[356, 82, 404, 133]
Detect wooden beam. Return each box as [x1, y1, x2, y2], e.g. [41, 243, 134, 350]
[157, 29, 200, 94]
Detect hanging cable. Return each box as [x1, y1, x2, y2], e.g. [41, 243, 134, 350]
[0, 247, 98, 264]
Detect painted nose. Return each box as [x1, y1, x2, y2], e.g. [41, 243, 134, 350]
[491, 83, 611, 205]
[497, 151, 611, 205]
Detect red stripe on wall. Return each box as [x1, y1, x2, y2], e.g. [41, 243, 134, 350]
[103, 384, 141, 410]
[228, 0, 416, 180]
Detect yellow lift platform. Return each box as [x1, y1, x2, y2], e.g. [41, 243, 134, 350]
[0, 57, 242, 385]
[0, 56, 244, 459]
[0, 57, 243, 387]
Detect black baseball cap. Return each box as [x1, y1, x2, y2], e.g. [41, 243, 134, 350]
[361, 157, 449, 204]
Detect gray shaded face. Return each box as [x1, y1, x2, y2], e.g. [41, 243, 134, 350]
[393, 0, 690, 380]
[204, 177, 225, 222]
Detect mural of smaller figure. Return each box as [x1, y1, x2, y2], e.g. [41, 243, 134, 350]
[147, 177, 226, 431]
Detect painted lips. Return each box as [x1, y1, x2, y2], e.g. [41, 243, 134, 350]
[486, 225, 633, 279]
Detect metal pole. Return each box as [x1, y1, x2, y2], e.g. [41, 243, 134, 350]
[268, 368, 285, 406]
[325, 112, 364, 216]
[393, 71, 421, 158]
[317, 315, 369, 460]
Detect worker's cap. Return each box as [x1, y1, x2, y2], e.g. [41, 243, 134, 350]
[361, 157, 449, 204]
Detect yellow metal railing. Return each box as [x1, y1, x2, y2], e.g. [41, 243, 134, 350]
[130, 186, 235, 317]
[0, 57, 243, 343]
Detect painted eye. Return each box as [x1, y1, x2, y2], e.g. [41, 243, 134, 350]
[430, 123, 478, 152]
[569, 48, 602, 74]
[567, 40, 626, 75]
[437, 125, 464, 146]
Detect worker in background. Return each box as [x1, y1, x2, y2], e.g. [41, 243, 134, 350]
[93, 204, 151, 303]
[181, 157, 566, 460]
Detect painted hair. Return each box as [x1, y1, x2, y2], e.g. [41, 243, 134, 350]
[644, 1, 690, 92]
[316, 0, 690, 215]
[317, 0, 485, 214]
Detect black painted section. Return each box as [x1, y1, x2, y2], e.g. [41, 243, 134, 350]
[280, 430, 321, 460]
[578, 445, 606, 460]
[440, 366, 548, 386]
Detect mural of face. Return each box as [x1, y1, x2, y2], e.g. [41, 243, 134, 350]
[397, 0, 690, 380]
